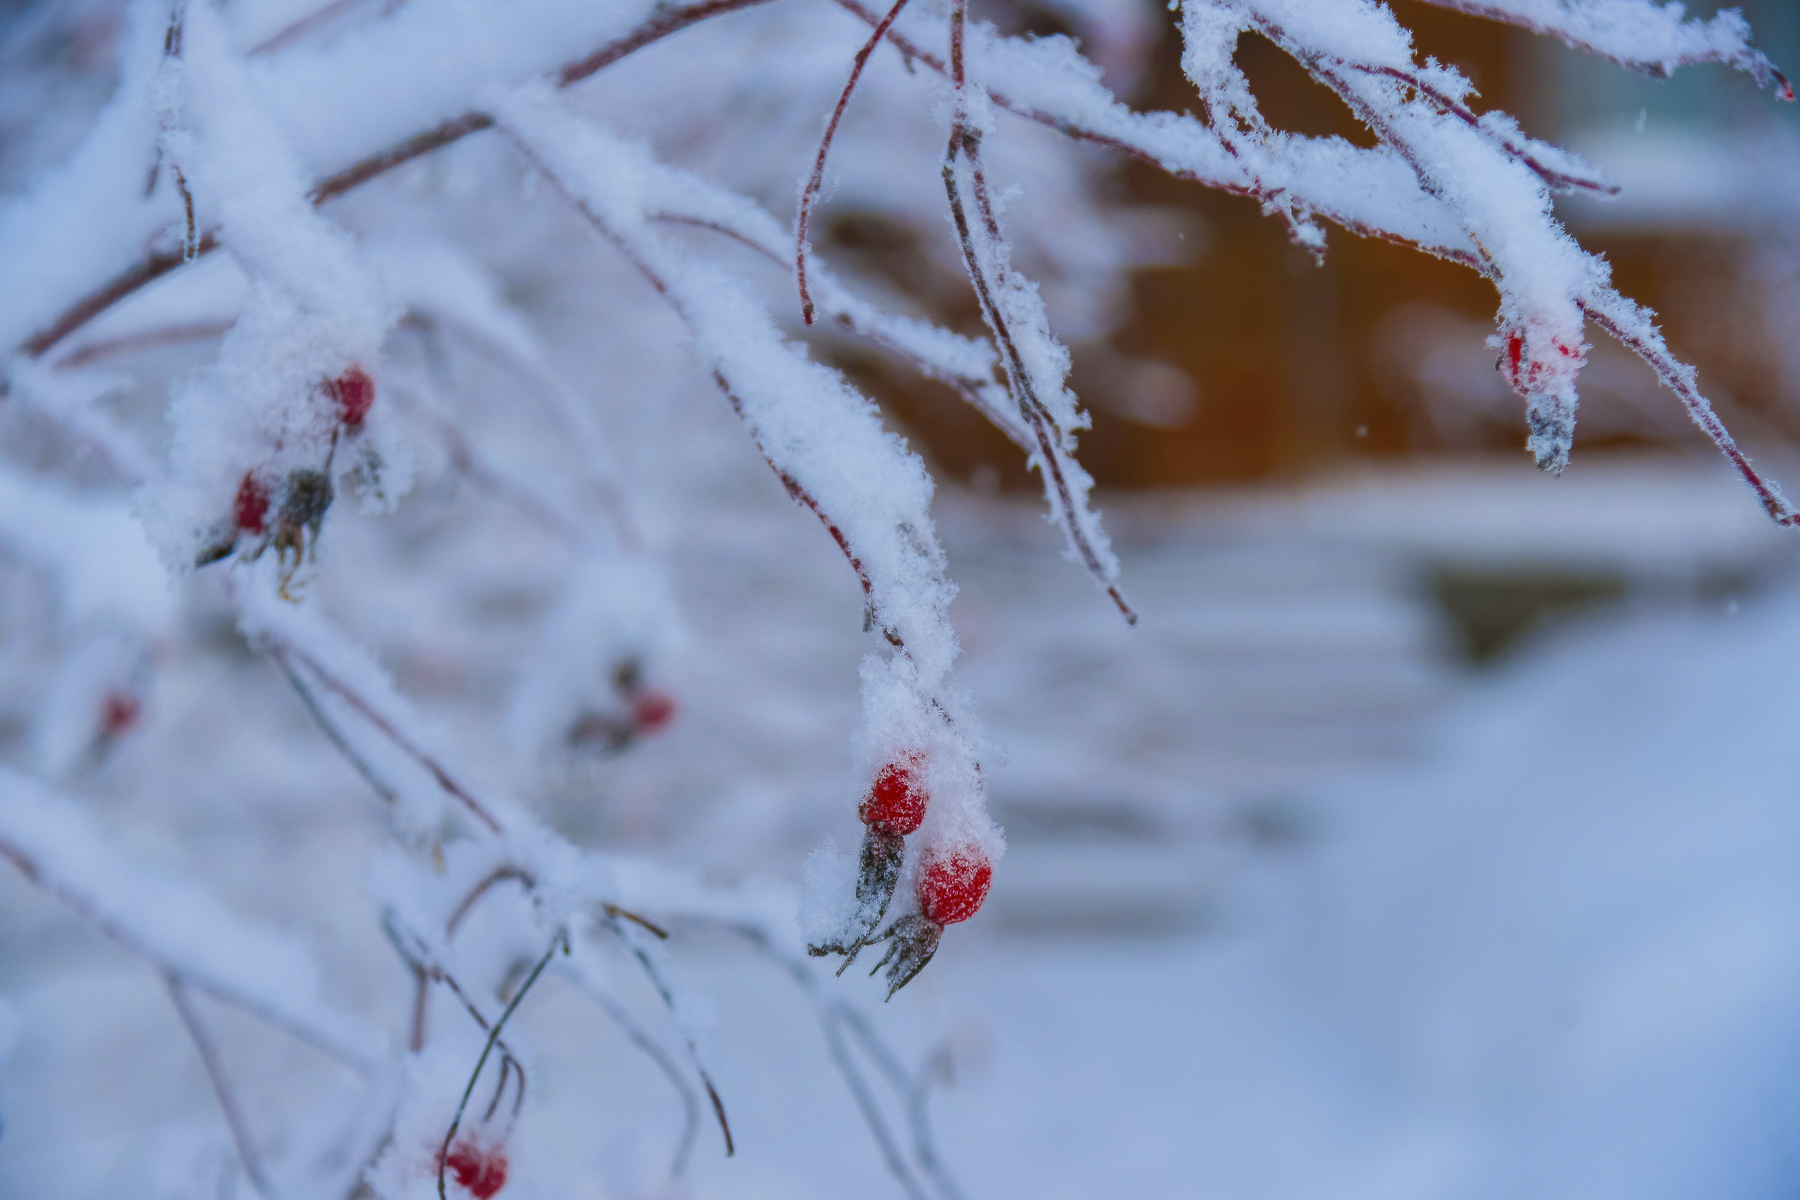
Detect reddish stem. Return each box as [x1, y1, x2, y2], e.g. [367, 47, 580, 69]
[796, 0, 914, 325]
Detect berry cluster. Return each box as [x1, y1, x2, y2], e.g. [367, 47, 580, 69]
[567, 658, 679, 754]
[810, 750, 992, 998]
[195, 366, 376, 582]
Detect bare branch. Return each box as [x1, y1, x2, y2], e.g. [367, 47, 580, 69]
[259, 634, 506, 835]
[797, 0, 914, 325]
[166, 976, 277, 1198]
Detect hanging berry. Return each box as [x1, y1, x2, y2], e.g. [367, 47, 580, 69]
[99, 691, 140, 738]
[866, 842, 993, 1000]
[234, 472, 269, 535]
[916, 843, 992, 926]
[327, 364, 375, 431]
[442, 1138, 509, 1200]
[859, 752, 926, 836]
[629, 688, 678, 736]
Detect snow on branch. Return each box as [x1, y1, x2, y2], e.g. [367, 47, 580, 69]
[1412, 0, 1794, 96]
[0, 763, 385, 1074]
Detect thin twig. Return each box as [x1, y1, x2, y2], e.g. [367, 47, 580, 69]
[52, 320, 233, 370]
[0, 834, 377, 1075]
[270, 655, 400, 806]
[561, 952, 704, 1179]
[1581, 293, 1800, 524]
[438, 932, 565, 1200]
[939, 0, 1135, 623]
[167, 975, 277, 1198]
[446, 865, 538, 937]
[796, 0, 913, 324]
[604, 913, 735, 1157]
[249, 0, 371, 56]
[697, 919, 944, 1200]
[650, 211, 1033, 453]
[261, 635, 504, 834]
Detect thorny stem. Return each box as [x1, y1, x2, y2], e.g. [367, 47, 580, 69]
[260, 635, 505, 834]
[941, 0, 1136, 623]
[438, 932, 566, 1200]
[166, 975, 277, 1198]
[796, 0, 914, 325]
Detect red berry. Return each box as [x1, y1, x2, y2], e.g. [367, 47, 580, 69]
[859, 754, 926, 835]
[630, 689, 677, 736]
[99, 692, 139, 738]
[328, 365, 375, 430]
[916, 844, 991, 926]
[234, 473, 269, 534]
[444, 1140, 508, 1200]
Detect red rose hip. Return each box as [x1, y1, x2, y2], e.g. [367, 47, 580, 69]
[443, 1139, 508, 1200]
[327, 365, 375, 430]
[859, 754, 926, 836]
[916, 844, 991, 926]
[630, 688, 677, 736]
[234, 472, 269, 534]
[99, 691, 140, 737]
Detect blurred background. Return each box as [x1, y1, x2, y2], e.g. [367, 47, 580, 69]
[3, 2, 1800, 1198]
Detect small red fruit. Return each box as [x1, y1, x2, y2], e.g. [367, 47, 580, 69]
[234, 473, 269, 534]
[860, 754, 926, 836]
[916, 844, 991, 926]
[99, 692, 140, 738]
[443, 1140, 508, 1200]
[327, 365, 375, 430]
[630, 689, 678, 736]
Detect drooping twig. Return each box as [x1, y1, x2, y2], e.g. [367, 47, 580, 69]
[560, 946, 706, 1180]
[166, 975, 277, 1198]
[447, 865, 538, 937]
[602, 911, 735, 1157]
[437, 931, 566, 1200]
[651, 211, 1032, 452]
[796, 0, 913, 325]
[939, 0, 1135, 623]
[270, 654, 401, 807]
[1581, 292, 1800, 525]
[690, 917, 968, 1200]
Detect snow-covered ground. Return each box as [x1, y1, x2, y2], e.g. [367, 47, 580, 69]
[6, 451, 1800, 1200]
